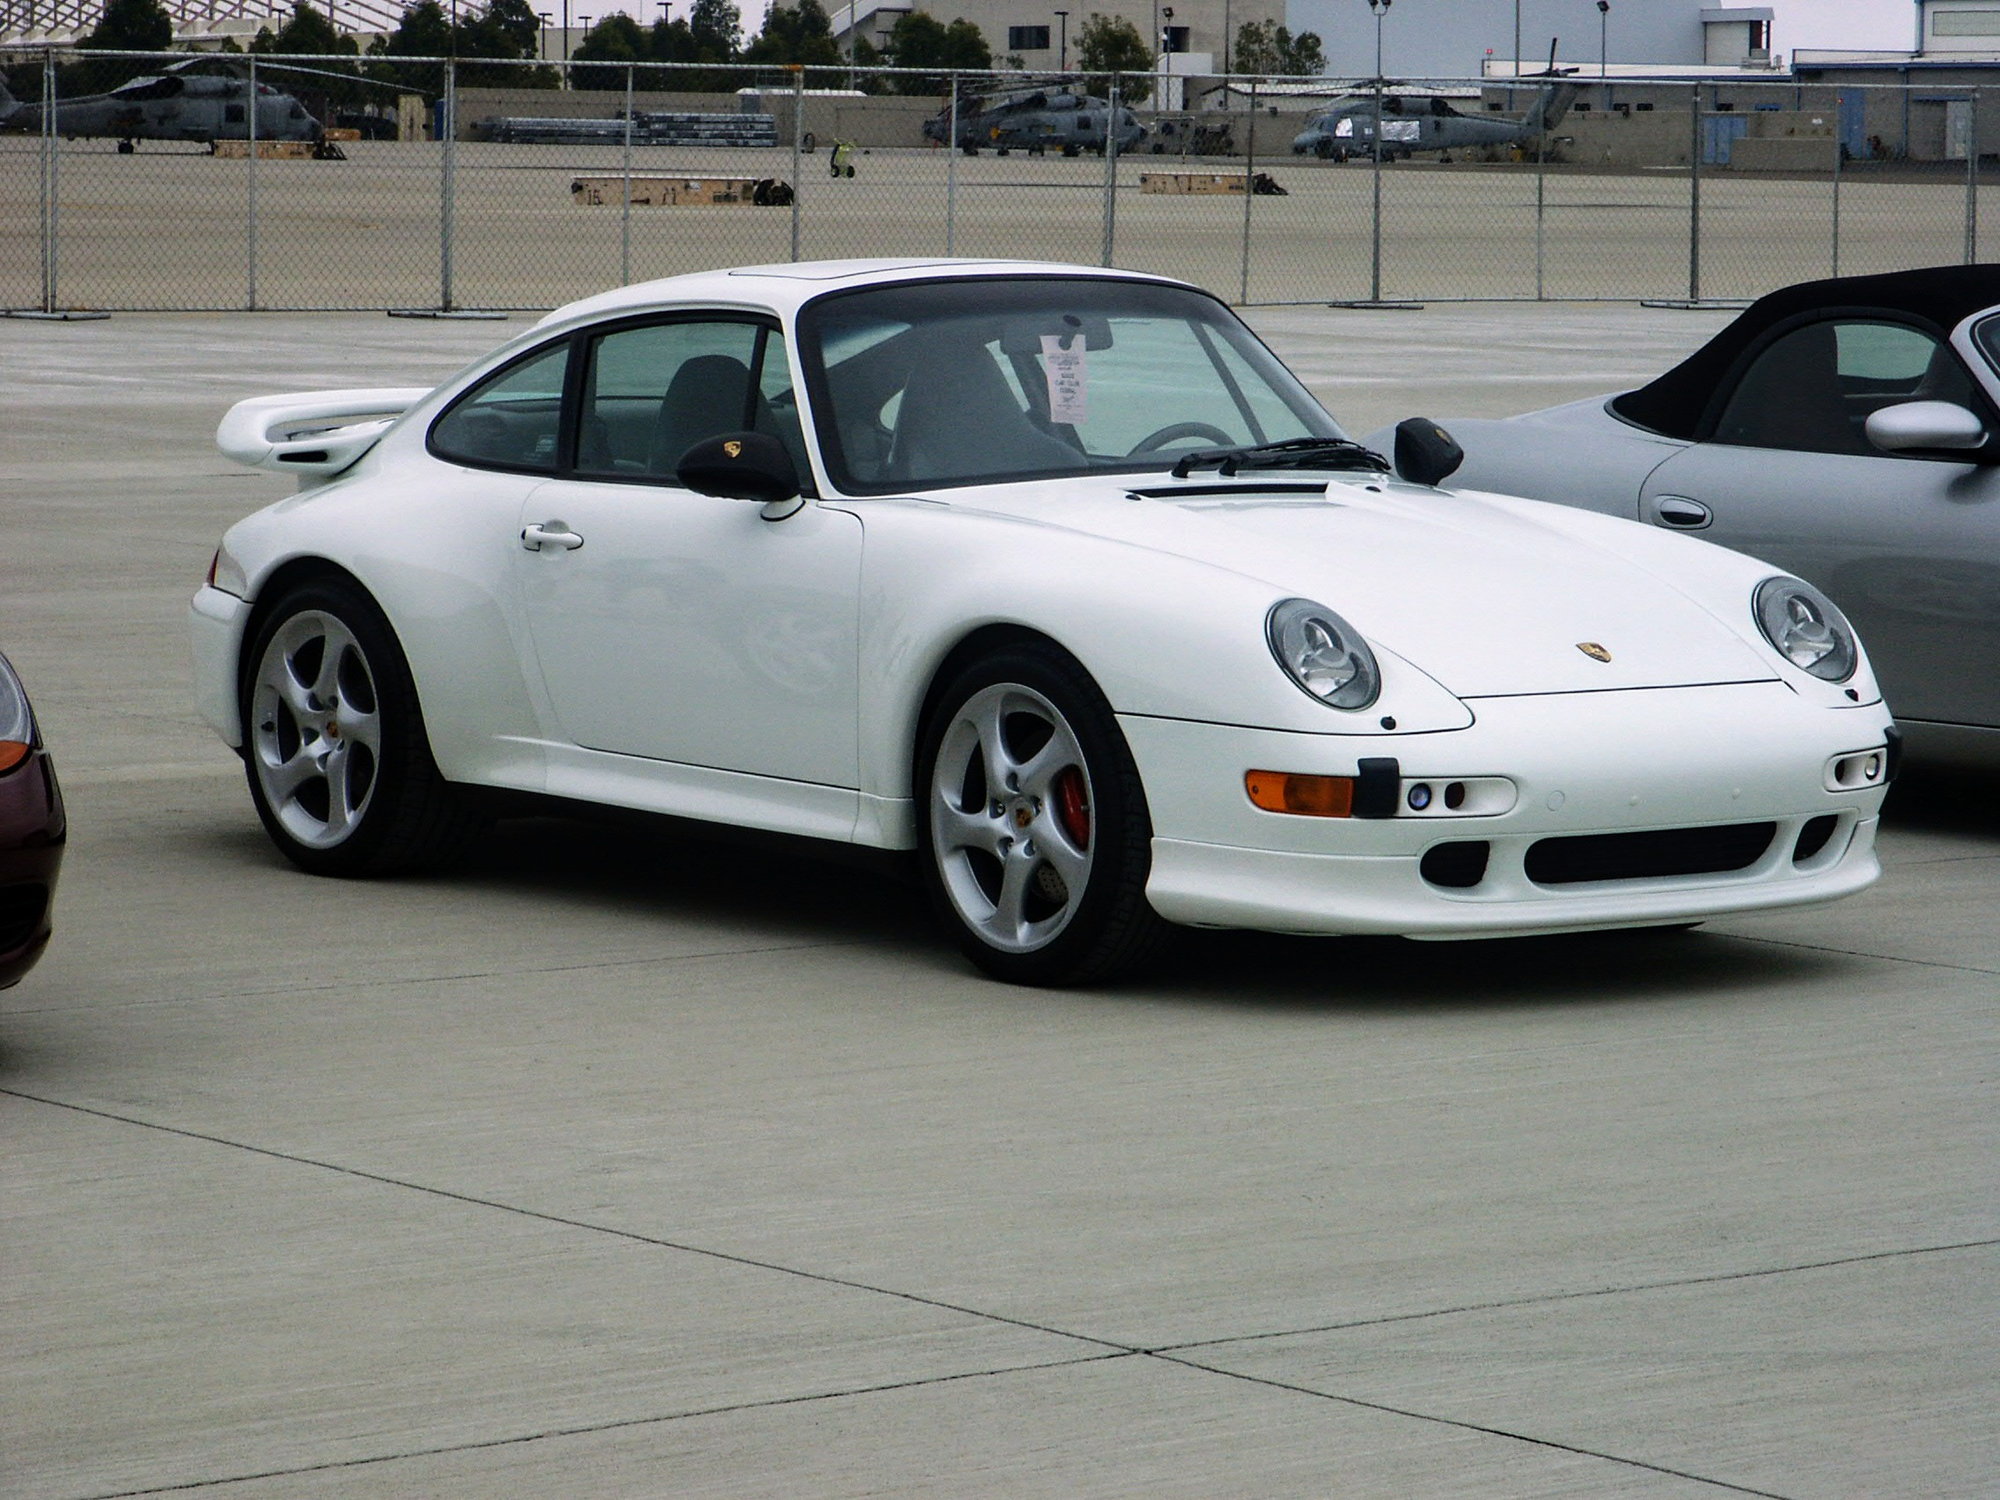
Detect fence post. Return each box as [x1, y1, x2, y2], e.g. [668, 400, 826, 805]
[1534, 94, 1547, 299]
[1966, 88, 1979, 264]
[440, 61, 458, 313]
[1239, 77, 1256, 303]
[39, 50, 56, 314]
[946, 73, 958, 256]
[247, 54, 259, 311]
[621, 65, 635, 285]
[1101, 78, 1120, 268]
[1830, 103, 1842, 277]
[790, 67, 804, 262]
[1687, 83, 1702, 303]
[1370, 69, 1384, 302]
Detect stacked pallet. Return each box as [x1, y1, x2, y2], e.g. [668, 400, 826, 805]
[483, 112, 780, 147]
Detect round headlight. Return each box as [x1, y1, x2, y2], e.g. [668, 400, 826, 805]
[1267, 598, 1380, 710]
[1753, 576, 1857, 682]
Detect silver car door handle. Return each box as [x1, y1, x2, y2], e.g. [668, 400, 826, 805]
[521, 521, 584, 551]
[1649, 495, 1712, 529]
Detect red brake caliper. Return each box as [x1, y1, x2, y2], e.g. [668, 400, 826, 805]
[1053, 766, 1091, 850]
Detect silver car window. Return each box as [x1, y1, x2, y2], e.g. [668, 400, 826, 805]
[1711, 318, 1976, 457]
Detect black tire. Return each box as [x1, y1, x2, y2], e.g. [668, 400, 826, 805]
[916, 642, 1168, 985]
[240, 579, 478, 877]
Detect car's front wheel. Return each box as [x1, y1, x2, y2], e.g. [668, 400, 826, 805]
[919, 644, 1167, 985]
[242, 579, 476, 876]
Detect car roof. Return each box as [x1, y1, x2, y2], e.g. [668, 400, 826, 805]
[1612, 263, 2000, 439]
[534, 258, 1192, 332]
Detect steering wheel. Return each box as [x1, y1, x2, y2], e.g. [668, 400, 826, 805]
[1127, 421, 1235, 456]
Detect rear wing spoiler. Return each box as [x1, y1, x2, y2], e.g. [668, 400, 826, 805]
[216, 387, 431, 483]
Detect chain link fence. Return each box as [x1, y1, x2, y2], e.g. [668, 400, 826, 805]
[4, 53, 1992, 314]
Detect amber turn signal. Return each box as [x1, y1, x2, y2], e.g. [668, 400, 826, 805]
[1245, 770, 1355, 817]
[0, 741, 31, 775]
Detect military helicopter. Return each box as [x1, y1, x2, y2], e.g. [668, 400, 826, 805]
[1290, 48, 1580, 163]
[924, 82, 1146, 157]
[0, 57, 329, 155]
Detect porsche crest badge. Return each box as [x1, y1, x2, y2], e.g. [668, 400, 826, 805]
[1576, 642, 1613, 663]
[723, 439, 743, 458]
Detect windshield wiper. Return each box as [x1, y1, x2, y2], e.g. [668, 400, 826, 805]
[1169, 436, 1389, 479]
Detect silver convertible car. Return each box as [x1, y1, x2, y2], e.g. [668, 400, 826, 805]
[1422, 264, 2000, 768]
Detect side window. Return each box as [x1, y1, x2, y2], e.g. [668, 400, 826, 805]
[577, 319, 800, 482]
[1712, 318, 1974, 456]
[430, 339, 569, 472]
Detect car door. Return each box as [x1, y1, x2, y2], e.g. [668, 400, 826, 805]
[1637, 315, 2000, 727]
[514, 314, 864, 788]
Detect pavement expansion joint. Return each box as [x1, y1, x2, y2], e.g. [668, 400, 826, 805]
[2, 1086, 1141, 1356]
[66, 1352, 1139, 1500]
[1144, 1353, 1800, 1500]
[1724, 931, 2000, 978]
[1144, 1236, 2000, 1357]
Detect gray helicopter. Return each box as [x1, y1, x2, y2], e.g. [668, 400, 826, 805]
[924, 82, 1145, 156]
[0, 57, 327, 154]
[1291, 70, 1579, 163]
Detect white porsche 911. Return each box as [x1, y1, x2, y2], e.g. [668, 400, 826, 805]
[192, 259, 1893, 984]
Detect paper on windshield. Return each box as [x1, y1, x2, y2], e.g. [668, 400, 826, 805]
[1040, 333, 1087, 425]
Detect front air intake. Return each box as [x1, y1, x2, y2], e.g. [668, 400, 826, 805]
[1525, 823, 1775, 885]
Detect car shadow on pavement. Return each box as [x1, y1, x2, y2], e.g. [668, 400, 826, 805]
[1140, 924, 1850, 1012]
[1882, 763, 2000, 839]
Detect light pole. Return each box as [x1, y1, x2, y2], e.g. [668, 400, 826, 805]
[1054, 10, 1069, 72]
[538, 10, 551, 61]
[1367, 0, 1390, 302]
[1598, 0, 1609, 79]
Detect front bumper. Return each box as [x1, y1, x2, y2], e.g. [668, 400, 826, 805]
[1122, 680, 1890, 938]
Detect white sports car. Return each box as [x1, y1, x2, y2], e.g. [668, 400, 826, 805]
[192, 259, 1893, 984]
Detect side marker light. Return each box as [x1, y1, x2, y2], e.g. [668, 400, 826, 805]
[1246, 770, 1355, 817]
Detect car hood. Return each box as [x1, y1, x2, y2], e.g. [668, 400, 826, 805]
[921, 474, 1775, 698]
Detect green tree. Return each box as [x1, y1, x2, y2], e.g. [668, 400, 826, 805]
[78, 0, 173, 53]
[250, 2, 358, 57]
[572, 11, 647, 89]
[1232, 20, 1323, 78]
[457, 0, 559, 86]
[370, 0, 454, 97]
[1076, 12, 1151, 103]
[70, 0, 174, 91]
[883, 12, 988, 96]
[743, 0, 841, 69]
[688, 0, 741, 61]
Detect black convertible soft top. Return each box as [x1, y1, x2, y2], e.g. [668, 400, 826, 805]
[1611, 263, 2000, 438]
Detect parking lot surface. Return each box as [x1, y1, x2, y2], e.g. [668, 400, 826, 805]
[2, 303, 1995, 1498]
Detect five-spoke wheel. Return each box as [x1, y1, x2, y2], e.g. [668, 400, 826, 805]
[920, 643, 1165, 984]
[242, 579, 475, 875]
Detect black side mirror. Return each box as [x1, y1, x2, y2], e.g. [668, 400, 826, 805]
[1393, 417, 1464, 487]
[677, 431, 801, 510]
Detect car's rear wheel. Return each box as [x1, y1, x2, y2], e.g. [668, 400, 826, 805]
[919, 644, 1167, 985]
[242, 579, 476, 876]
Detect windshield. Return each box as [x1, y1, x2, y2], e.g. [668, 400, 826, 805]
[796, 276, 1344, 494]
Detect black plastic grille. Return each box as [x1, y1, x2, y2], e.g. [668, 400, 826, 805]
[1420, 841, 1490, 889]
[1793, 815, 1839, 863]
[1525, 823, 1776, 886]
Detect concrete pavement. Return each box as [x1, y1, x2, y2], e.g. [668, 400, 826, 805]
[1, 307, 1994, 1498]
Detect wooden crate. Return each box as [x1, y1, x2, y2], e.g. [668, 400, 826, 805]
[570, 175, 771, 206]
[1139, 170, 1248, 195]
[212, 139, 321, 159]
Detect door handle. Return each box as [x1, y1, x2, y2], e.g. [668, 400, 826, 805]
[521, 521, 584, 551]
[1648, 495, 1712, 529]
